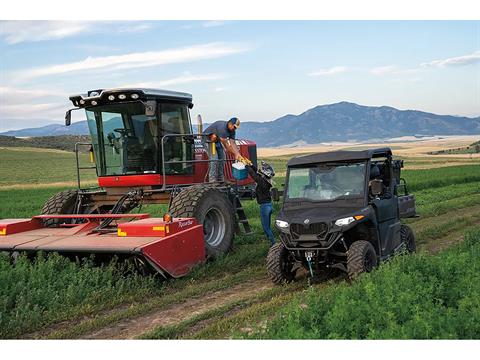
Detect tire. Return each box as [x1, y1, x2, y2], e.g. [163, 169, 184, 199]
[347, 240, 378, 280]
[266, 243, 296, 285]
[41, 189, 78, 227]
[401, 224, 416, 253]
[169, 185, 235, 258]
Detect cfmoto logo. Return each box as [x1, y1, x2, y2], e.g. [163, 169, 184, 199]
[304, 219, 310, 224]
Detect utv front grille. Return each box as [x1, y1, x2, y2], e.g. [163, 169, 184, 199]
[290, 222, 329, 239]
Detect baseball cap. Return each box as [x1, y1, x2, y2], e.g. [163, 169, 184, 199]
[229, 117, 240, 129]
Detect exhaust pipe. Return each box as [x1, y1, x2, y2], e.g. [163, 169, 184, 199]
[197, 114, 203, 134]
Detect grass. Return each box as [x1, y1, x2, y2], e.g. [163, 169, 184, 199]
[0, 253, 160, 339]
[0, 147, 97, 187]
[1, 146, 480, 338]
[248, 229, 480, 339]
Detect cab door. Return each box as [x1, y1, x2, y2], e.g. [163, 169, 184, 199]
[372, 194, 402, 258]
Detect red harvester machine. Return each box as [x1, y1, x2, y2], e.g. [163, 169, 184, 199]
[0, 88, 257, 278]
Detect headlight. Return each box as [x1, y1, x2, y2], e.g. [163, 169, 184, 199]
[275, 220, 289, 228]
[335, 217, 355, 227]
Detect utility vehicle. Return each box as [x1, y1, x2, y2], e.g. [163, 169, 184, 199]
[267, 148, 416, 283]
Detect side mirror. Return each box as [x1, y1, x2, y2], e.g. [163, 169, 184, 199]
[271, 187, 280, 202]
[369, 179, 383, 196]
[65, 110, 72, 126]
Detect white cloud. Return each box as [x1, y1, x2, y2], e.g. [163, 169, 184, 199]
[16, 42, 250, 80]
[308, 66, 348, 77]
[124, 73, 225, 88]
[0, 21, 90, 44]
[370, 65, 397, 75]
[0, 86, 65, 105]
[0, 21, 154, 44]
[0, 102, 65, 119]
[421, 50, 480, 68]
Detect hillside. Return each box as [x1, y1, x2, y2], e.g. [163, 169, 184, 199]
[240, 102, 480, 146]
[0, 135, 91, 152]
[2, 102, 480, 146]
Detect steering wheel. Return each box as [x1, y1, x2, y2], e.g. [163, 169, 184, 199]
[113, 128, 128, 137]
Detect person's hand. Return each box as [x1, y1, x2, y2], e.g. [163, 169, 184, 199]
[236, 155, 252, 166]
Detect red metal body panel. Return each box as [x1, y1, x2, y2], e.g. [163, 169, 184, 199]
[0, 215, 205, 278]
[141, 225, 205, 277]
[118, 218, 197, 237]
[98, 174, 195, 188]
[0, 218, 42, 235]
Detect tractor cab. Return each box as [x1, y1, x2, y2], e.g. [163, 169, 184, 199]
[67, 89, 197, 187]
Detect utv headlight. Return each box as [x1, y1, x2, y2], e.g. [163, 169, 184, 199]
[335, 217, 355, 227]
[275, 220, 289, 229]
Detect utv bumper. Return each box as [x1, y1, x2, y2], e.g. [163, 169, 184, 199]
[279, 231, 344, 251]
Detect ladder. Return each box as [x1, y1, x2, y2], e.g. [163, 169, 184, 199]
[234, 196, 253, 235]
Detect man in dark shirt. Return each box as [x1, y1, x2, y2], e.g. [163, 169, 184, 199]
[246, 161, 276, 246]
[203, 117, 242, 182]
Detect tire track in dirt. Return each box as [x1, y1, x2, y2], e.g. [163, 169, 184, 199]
[80, 277, 272, 339]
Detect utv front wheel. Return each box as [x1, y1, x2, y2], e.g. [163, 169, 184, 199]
[266, 243, 296, 285]
[401, 225, 416, 253]
[347, 240, 378, 280]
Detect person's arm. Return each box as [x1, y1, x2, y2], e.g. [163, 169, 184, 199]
[246, 164, 262, 183]
[220, 137, 242, 159]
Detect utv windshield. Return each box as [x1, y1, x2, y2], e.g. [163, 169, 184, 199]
[86, 102, 192, 176]
[286, 162, 366, 202]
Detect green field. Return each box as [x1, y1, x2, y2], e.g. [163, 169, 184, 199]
[0, 147, 479, 339]
[0, 147, 97, 187]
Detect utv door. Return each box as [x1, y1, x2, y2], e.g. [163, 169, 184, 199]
[372, 195, 402, 258]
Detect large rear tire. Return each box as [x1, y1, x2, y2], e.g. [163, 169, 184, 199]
[266, 243, 296, 285]
[41, 189, 78, 227]
[401, 224, 416, 253]
[169, 185, 235, 258]
[347, 240, 378, 280]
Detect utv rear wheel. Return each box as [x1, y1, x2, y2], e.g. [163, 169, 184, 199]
[169, 185, 235, 258]
[347, 240, 378, 280]
[401, 225, 416, 253]
[266, 243, 296, 285]
[41, 189, 78, 227]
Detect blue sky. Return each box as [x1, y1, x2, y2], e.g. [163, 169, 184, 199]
[0, 20, 479, 131]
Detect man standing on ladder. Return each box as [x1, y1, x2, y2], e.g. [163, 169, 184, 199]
[203, 117, 249, 182]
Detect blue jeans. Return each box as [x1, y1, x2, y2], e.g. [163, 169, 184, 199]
[260, 202, 275, 246]
[203, 141, 225, 182]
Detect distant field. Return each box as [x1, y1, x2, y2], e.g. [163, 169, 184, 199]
[0, 147, 97, 188]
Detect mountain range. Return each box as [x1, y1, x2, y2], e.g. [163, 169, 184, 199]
[2, 102, 479, 147]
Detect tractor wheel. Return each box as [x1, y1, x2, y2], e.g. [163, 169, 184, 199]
[347, 240, 378, 280]
[266, 243, 296, 285]
[41, 189, 78, 227]
[401, 225, 416, 253]
[169, 185, 235, 258]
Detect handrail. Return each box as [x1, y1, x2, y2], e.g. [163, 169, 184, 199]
[160, 133, 237, 190]
[75, 142, 97, 190]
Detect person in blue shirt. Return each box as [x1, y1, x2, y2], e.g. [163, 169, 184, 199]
[203, 117, 242, 182]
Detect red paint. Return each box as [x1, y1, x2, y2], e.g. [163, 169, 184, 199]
[142, 225, 205, 277]
[118, 217, 197, 237]
[0, 215, 205, 279]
